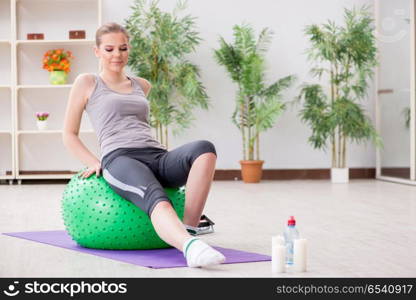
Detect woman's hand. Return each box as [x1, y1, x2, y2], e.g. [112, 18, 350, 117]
[80, 162, 101, 179]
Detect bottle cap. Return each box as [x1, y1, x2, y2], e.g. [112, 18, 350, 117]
[288, 216, 296, 226]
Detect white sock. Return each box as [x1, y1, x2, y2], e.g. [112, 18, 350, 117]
[182, 237, 226, 268]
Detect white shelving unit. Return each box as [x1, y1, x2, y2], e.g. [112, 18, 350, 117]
[1, 0, 103, 184]
[17, 130, 95, 135]
[17, 84, 73, 90]
[16, 39, 96, 46]
[0, 0, 13, 184]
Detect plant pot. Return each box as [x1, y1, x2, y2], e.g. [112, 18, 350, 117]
[240, 160, 264, 183]
[331, 168, 349, 183]
[49, 70, 67, 85]
[36, 120, 48, 130]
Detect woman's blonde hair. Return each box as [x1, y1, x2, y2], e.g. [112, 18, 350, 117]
[95, 22, 130, 47]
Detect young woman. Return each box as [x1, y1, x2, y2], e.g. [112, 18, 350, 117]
[63, 22, 225, 268]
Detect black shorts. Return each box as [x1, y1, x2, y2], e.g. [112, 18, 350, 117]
[101, 140, 216, 216]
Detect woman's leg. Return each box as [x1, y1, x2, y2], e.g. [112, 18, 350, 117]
[103, 154, 225, 267]
[150, 201, 225, 267]
[103, 155, 190, 251]
[183, 152, 216, 226]
[149, 201, 190, 250]
[155, 140, 217, 227]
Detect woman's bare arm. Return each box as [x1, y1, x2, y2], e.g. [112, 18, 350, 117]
[63, 74, 101, 177]
[136, 77, 152, 96]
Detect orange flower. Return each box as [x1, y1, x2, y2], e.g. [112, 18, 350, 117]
[43, 48, 74, 73]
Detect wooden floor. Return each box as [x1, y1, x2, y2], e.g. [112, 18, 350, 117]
[0, 179, 415, 277]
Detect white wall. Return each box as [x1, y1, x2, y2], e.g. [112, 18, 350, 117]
[102, 0, 376, 169]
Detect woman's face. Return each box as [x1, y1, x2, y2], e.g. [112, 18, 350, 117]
[95, 32, 130, 73]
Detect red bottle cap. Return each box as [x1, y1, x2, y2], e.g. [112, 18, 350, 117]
[288, 216, 296, 226]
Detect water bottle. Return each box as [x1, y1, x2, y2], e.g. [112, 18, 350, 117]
[283, 216, 299, 265]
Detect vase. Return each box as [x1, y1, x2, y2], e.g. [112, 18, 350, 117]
[36, 120, 48, 130]
[49, 70, 67, 85]
[240, 160, 264, 183]
[331, 168, 349, 183]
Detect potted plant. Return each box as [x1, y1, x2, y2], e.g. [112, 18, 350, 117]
[214, 23, 295, 183]
[35, 112, 49, 130]
[297, 6, 381, 183]
[42, 49, 73, 85]
[124, 0, 209, 148]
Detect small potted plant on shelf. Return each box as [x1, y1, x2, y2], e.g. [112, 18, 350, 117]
[35, 112, 49, 130]
[214, 23, 295, 183]
[297, 6, 381, 183]
[42, 49, 73, 85]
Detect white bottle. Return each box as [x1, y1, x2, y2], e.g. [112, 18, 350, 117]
[283, 216, 299, 265]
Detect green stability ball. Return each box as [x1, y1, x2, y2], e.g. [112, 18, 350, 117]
[61, 171, 185, 250]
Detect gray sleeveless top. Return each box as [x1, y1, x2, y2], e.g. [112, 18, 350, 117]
[85, 74, 165, 160]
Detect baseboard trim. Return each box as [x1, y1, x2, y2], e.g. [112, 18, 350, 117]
[2, 168, 376, 184]
[214, 168, 376, 180]
[380, 168, 410, 179]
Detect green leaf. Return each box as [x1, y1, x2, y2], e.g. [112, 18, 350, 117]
[298, 5, 381, 159]
[214, 23, 294, 159]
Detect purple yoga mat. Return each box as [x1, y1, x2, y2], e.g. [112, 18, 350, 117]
[3, 230, 270, 269]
